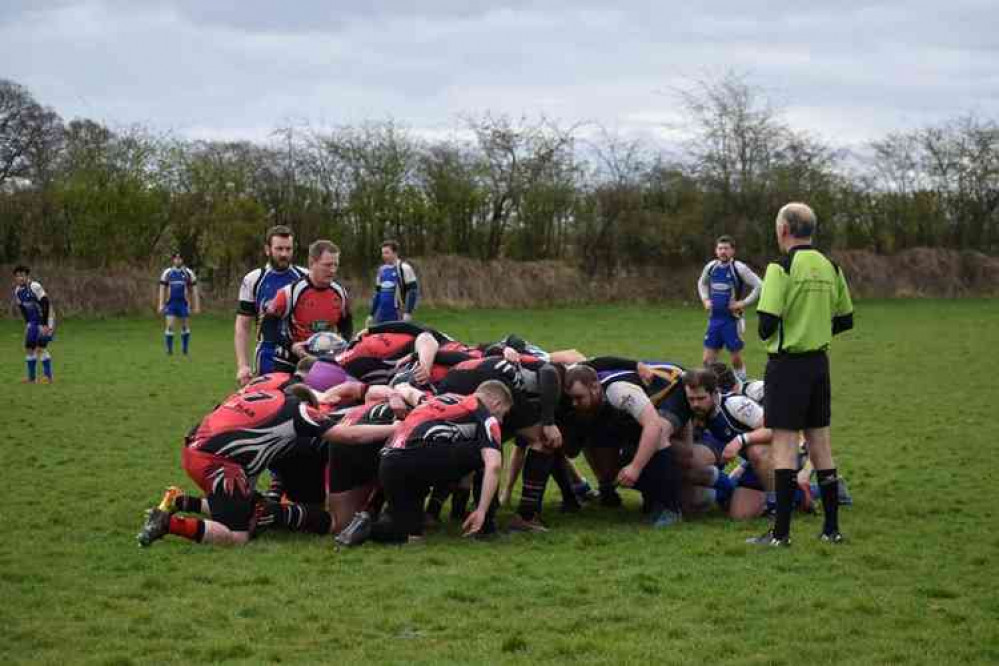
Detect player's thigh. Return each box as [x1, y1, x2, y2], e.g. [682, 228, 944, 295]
[729, 488, 766, 520]
[689, 442, 719, 468]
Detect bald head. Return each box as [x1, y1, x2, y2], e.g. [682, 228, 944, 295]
[776, 203, 816, 239]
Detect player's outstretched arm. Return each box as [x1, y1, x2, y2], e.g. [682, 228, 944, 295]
[324, 422, 398, 445]
[464, 448, 502, 536]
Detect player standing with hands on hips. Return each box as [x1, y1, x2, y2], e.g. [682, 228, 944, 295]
[749, 203, 854, 547]
[697, 235, 761, 382]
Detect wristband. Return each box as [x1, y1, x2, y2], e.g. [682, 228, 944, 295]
[738, 433, 748, 448]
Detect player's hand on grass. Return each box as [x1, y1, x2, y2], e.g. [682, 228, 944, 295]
[236, 365, 253, 387]
[462, 509, 486, 536]
[616, 464, 640, 488]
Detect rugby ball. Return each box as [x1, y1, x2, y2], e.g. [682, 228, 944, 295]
[305, 331, 346, 356]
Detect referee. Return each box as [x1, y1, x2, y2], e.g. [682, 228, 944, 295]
[750, 203, 854, 547]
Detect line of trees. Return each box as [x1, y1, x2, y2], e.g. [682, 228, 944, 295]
[2, 73, 997, 286]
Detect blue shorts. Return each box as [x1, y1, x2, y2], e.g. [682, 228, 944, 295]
[704, 317, 744, 352]
[737, 464, 765, 491]
[25, 323, 53, 349]
[164, 302, 190, 319]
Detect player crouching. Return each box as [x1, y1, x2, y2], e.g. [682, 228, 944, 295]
[136, 384, 396, 547]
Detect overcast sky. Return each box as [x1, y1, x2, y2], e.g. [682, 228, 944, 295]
[4, 1, 997, 151]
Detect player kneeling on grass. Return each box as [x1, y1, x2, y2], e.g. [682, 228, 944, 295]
[348, 381, 512, 545]
[136, 384, 396, 547]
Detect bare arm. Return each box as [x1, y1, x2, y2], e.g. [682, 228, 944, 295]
[234, 315, 254, 385]
[412, 331, 440, 384]
[157, 285, 166, 313]
[617, 404, 664, 486]
[463, 448, 502, 536]
[323, 422, 398, 445]
[191, 284, 201, 313]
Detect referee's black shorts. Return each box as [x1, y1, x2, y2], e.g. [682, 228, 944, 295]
[763, 351, 830, 430]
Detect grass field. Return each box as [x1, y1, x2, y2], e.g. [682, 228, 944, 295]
[1, 300, 997, 665]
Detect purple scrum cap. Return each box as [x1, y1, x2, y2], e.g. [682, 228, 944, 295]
[305, 360, 356, 391]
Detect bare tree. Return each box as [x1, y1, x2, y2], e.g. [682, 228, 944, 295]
[0, 80, 62, 188]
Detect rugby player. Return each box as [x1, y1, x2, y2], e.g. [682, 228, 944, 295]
[697, 235, 761, 382]
[157, 253, 199, 356]
[562, 365, 683, 527]
[234, 225, 306, 385]
[265, 240, 353, 371]
[369, 240, 419, 325]
[364, 381, 513, 544]
[136, 384, 396, 547]
[13, 265, 55, 383]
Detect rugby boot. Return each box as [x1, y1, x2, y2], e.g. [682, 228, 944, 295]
[136, 508, 170, 547]
[507, 514, 549, 534]
[819, 531, 846, 544]
[335, 511, 372, 548]
[746, 528, 791, 548]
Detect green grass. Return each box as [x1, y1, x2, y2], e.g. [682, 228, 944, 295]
[1, 300, 998, 665]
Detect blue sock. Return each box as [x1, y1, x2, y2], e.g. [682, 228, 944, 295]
[26, 355, 37, 381]
[41, 352, 52, 379]
[165, 332, 174, 354]
[181, 330, 190, 355]
[712, 470, 735, 505]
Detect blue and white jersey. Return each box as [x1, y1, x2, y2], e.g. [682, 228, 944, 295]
[237, 264, 308, 322]
[371, 261, 418, 322]
[697, 260, 761, 321]
[15, 280, 54, 326]
[160, 266, 197, 306]
[704, 394, 764, 445]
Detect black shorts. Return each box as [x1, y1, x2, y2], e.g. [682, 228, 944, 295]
[764, 352, 831, 430]
[328, 441, 382, 493]
[269, 441, 328, 504]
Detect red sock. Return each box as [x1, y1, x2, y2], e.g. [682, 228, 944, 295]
[169, 515, 205, 542]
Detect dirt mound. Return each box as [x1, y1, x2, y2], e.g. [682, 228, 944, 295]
[832, 249, 999, 298]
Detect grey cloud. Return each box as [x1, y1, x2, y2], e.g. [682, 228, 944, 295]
[1, 0, 996, 148]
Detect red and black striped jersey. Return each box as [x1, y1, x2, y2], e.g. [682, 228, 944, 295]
[386, 394, 501, 452]
[267, 277, 352, 343]
[187, 388, 334, 477]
